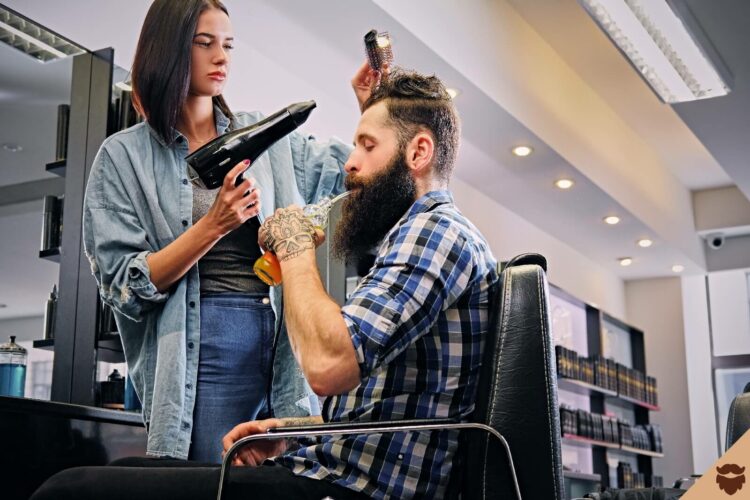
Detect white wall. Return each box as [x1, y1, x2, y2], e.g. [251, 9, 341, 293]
[0, 315, 44, 343]
[624, 277, 694, 483]
[452, 177, 626, 317]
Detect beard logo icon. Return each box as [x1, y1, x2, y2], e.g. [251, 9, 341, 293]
[717, 463, 746, 495]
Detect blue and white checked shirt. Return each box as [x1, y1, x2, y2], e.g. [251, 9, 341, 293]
[276, 190, 499, 499]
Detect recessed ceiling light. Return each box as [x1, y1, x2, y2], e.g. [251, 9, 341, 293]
[672, 264, 685, 273]
[619, 257, 633, 267]
[446, 87, 460, 99]
[2, 143, 22, 153]
[603, 215, 621, 225]
[637, 238, 653, 248]
[554, 178, 575, 190]
[512, 145, 533, 157]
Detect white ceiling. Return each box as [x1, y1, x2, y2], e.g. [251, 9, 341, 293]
[1, 0, 749, 321]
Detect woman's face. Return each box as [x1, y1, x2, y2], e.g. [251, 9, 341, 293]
[189, 7, 233, 97]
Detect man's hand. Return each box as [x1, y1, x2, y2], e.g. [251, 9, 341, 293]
[221, 418, 288, 466]
[351, 60, 390, 111]
[258, 206, 323, 262]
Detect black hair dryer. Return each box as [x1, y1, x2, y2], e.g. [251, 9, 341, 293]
[186, 100, 316, 189]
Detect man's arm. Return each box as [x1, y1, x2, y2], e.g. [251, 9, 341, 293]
[260, 207, 361, 396]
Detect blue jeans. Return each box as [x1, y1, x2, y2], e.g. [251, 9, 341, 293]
[189, 293, 275, 463]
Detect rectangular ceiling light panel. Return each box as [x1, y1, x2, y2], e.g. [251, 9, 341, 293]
[0, 4, 86, 63]
[580, 0, 731, 103]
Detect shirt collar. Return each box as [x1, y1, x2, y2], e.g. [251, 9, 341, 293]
[147, 104, 232, 148]
[404, 190, 454, 219]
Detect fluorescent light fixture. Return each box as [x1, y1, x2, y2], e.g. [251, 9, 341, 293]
[2, 142, 22, 153]
[0, 5, 86, 63]
[672, 264, 684, 273]
[619, 257, 633, 267]
[579, 0, 732, 103]
[603, 215, 621, 225]
[512, 145, 533, 157]
[637, 238, 653, 248]
[554, 178, 575, 190]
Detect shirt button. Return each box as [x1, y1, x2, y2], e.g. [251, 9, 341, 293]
[182, 179, 188, 185]
[182, 421, 190, 430]
[189, 301, 196, 308]
[262, 297, 270, 305]
[182, 220, 188, 227]
[185, 383, 192, 390]
[397, 453, 404, 460]
[188, 342, 195, 349]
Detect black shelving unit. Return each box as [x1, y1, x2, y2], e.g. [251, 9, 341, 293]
[39, 247, 61, 262]
[551, 284, 663, 492]
[45, 159, 67, 177]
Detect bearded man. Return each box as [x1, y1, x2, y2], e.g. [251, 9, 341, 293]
[242, 69, 499, 499]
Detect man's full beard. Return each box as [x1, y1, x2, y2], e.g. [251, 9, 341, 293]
[332, 149, 417, 265]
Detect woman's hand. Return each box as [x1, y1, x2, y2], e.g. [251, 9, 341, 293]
[204, 160, 261, 237]
[351, 60, 390, 111]
[222, 418, 288, 466]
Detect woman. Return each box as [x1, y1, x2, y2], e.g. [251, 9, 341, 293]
[83, 0, 381, 463]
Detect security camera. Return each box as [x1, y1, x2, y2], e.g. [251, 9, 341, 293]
[707, 233, 725, 250]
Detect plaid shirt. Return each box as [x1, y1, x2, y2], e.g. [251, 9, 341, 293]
[276, 190, 498, 499]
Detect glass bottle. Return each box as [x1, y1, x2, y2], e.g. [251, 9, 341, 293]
[254, 191, 350, 286]
[0, 336, 27, 398]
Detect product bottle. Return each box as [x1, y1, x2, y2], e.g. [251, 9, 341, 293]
[43, 284, 58, 340]
[0, 336, 27, 398]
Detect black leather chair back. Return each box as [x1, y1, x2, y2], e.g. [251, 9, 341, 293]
[462, 253, 564, 500]
[726, 382, 750, 451]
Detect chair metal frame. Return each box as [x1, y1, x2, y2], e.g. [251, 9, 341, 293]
[217, 419, 522, 500]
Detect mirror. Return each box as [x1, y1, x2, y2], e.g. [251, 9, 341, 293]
[0, 7, 77, 399]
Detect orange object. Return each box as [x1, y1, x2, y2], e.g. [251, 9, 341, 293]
[253, 252, 282, 286]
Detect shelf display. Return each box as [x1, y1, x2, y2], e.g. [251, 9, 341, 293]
[556, 346, 659, 409]
[552, 285, 663, 492]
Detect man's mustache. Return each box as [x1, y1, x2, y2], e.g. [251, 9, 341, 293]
[717, 463, 746, 475]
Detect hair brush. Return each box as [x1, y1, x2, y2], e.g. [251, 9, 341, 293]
[364, 29, 393, 72]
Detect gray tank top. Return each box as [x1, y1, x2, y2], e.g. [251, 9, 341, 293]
[192, 186, 269, 294]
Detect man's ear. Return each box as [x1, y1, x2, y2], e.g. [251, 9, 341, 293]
[405, 131, 434, 173]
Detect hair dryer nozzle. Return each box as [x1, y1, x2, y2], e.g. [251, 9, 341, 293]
[287, 100, 316, 126]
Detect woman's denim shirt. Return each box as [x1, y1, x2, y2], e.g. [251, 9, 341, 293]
[83, 108, 349, 459]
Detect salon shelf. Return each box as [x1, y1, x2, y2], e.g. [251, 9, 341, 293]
[557, 376, 618, 397]
[46, 159, 66, 177]
[39, 247, 60, 262]
[96, 332, 125, 363]
[562, 433, 620, 450]
[563, 470, 601, 482]
[32, 338, 55, 351]
[619, 445, 664, 458]
[611, 393, 661, 411]
[32, 333, 124, 363]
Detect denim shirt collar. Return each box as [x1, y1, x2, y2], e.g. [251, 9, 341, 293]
[147, 104, 232, 148]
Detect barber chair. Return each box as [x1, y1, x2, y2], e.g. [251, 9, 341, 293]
[219, 253, 564, 500]
[725, 382, 750, 451]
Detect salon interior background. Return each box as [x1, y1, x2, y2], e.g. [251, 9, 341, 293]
[2, 0, 750, 487]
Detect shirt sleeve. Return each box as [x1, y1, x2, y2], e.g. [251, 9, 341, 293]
[83, 148, 169, 322]
[289, 131, 352, 204]
[341, 212, 475, 379]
